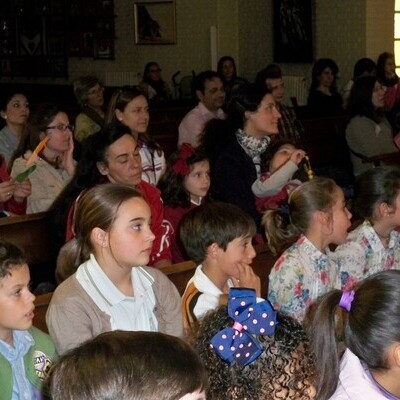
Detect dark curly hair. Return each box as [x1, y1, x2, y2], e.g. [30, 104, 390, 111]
[158, 146, 209, 208]
[194, 306, 316, 399]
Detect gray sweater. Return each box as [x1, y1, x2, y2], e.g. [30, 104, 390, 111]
[46, 267, 183, 355]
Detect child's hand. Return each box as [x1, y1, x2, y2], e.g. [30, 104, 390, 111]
[232, 263, 261, 297]
[290, 149, 307, 165]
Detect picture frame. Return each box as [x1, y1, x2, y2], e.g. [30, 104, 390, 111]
[273, 0, 314, 63]
[134, 0, 176, 45]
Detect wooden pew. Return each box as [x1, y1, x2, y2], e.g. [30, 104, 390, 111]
[33, 292, 53, 333]
[163, 243, 277, 298]
[0, 212, 55, 289]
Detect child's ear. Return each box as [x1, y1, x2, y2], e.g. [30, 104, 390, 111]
[314, 210, 329, 227]
[388, 343, 400, 368]
[91, 227, 109, 248]
[376, 201, 393, 218]
[207, 242, 221, 259]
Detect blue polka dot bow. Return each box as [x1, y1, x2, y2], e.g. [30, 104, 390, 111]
[210, 288, 278, 367]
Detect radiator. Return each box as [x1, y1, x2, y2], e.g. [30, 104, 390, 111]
[282, 75, 308, 106]
[104, 72, 140, 87]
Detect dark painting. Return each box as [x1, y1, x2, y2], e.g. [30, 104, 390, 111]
[273, 0, 314, 63]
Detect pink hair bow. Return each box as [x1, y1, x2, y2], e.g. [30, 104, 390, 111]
[172, 143, 195, 176]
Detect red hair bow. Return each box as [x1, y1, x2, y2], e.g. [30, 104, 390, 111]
[172, 143, 195, 176]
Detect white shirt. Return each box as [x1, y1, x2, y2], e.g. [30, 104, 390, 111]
[76, 254, 158, 332]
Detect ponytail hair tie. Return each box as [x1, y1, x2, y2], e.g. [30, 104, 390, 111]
[172, 143, 195, 176]
[338, 290, 355, 312]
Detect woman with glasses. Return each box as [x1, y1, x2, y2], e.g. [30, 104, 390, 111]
[346, 76, 398, 176]
[73, 75, 106, 142]
[139, 62, 172, 104]
[10, 104, 77, 213]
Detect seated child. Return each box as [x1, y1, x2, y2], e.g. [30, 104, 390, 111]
[46, 183, 182, 355]
[0, 239, 56, 399]
[180, 201, 261, 332]
[252, 140, 309, 212]
[308, 270, 400, 399]
[264, 177, 352, 322]
[333, 166, 400, 290]
[194, 288, 316, 399]
[49, 330, 207, 400]
[158, 143, 211, 263]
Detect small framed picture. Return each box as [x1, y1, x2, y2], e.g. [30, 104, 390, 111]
[134, 0, 176, 45]
[94, 38, 114, 59]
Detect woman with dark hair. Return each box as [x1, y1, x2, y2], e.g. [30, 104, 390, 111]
[217, 56, 247, 105]
[206, 83, 281, 231]
[10, 103, 76, 213]
[73, 75, 105, 142]
[49, 122, 171, 269]
[139, 62, 172, 104]
[0, 90, 30, 165]
[346, 75, 398, 175]
[307, 58, 344, 117]
[106, 86, 166, 185]
[376, 51, 400, 111]
[308, 270, 400, 399]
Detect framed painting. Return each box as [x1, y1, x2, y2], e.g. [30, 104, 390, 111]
[134, 0, 176, 45]
[273, 0, 314, 63]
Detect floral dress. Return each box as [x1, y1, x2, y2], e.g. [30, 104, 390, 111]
[332, 220, 400, 291]
[268, 235, 340, 322]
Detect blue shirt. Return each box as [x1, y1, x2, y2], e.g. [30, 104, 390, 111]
[0, 330, 35, 400]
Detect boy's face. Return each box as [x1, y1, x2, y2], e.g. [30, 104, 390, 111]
[0, 264, 35, 344]
[216, 235, 256, 280]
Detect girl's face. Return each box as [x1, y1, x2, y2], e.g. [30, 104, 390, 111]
[269, 143, 297, 173]
[107, 197, 155, 268]
[183, 160, 210, 203]
[85, 83, 104, 109]
[245, 94, 281, 138]
[116, 95, 149, 135]
[372, 81, 385, 108]
[179, 389, 206, 400]
[384, 57, 396, 78]
[41, 112, 73, 154]
[328, 189, 352, 245]
[318, 67, 334, 88]
[1, 94, 30, 126]
[221, 60, 235, 81]
[99, 134, 142, 186]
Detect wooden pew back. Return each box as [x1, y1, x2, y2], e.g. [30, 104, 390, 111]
[0, 212, 55, 288]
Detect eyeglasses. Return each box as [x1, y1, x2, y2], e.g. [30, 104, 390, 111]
[45, 124, 74, 132]
[149, 68, 161, 73]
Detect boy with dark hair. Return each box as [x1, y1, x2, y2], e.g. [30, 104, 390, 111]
[0, 239, 56, 399]
[50, 330, 208, 400]
[180, 201, 260, 331]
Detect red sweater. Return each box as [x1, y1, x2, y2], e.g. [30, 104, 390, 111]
[65, 181, 172, 267]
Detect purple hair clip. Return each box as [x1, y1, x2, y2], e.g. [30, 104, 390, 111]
[338, 290, 355, 312]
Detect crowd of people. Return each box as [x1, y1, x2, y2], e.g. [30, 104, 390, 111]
[1, 52, 400, 399]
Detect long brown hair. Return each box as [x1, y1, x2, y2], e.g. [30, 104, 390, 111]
[57, 184, 143, 281]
